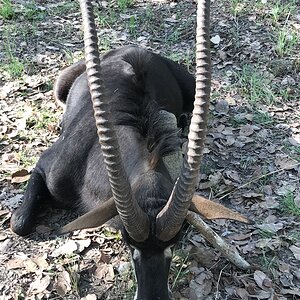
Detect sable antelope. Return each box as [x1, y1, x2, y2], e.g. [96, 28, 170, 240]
[11, 0, 250, 298]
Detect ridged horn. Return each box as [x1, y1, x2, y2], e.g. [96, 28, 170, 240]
[79, 0, 149, 242]
[156, 0, 211, 241]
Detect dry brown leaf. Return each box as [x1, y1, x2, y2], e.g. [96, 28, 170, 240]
[189, 245, 215, 267]
[189, 270, 213, 300]
[215, 99, 229, 114]
[81, 295, 97, 300]
[229, 233, 252, 241]
[239, 124, 254, 136]
[75, 238, 91, 252]
[32, 255, 49, 270]
[235, 287, 249, 299]
[0, 234, 7, 241]
[27, 275, 51, 295]
[289, 245, 300, 260]
[254, 270, 268, 289]
[275, 155, 298, 170]
[6, 258, 25, 270]
[294, 194, 300, 209]
[224, 170, 241, 183]
[56, 271, 72, 296]
[281, 288, 300, 297]
[257, 221, 283, 234]
[52, 240, 78, 257]
[94, 263, 115, 281]
[11, 169, 30, 183]
[264, 196, 279, 209]
[23, 259, 38, 273]
[255, 289, 272, 299]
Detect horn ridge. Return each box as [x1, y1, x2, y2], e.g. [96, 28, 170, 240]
[156, 0, 211, 241]
[79, 0, 149, 242]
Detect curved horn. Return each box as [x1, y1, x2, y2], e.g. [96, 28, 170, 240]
[79, 0, 149, 242]
[156, 0, 211, 241]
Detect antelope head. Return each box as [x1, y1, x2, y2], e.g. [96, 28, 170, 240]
[79, 0, 211, 298]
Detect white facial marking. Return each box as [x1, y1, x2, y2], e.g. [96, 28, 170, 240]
[164, 246, 173, 259]
[133, 248, 141, 261]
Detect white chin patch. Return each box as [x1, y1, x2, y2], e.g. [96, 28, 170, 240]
[133, 248, 141, 261]
[164, 246, 173, 259]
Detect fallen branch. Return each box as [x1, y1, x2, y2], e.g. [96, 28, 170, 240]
[186, 211, 250, 270]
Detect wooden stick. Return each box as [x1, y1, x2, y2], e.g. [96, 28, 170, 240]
[186, 211, 250, 270]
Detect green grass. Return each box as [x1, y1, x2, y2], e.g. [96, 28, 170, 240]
[98, 35, 113, 52]
[26, 110, 58, 130]
[65, 263, 80, 296]
[284, 145, 300, 157]
[229, 0, 244, 18]
[239, 156, 258, 170]
[288, 231, 300, 242]
[0, 0, 14, 19]
[275, 29, 298, 57]
[270, 0, 297, 23]
[235, 65, 276, 106]
[128, 15, 137, 37]
[260, 251, 278, 271]
[170, 249, 189, 290]
[117, 0, 135, 10]
[17, 150, 38, 168]
[259, 229, 275, 239]
[1, 25, 25, 78]
[252, 111, 275, 126]
[167, 51, 195, 73]
[281, 191, 300, 217]
[120, 265, 136, 299]
[23, 2, 46, 21]
[95, 5, 118, 28]
[102, 228, 122, 240]
[4, 57, 24, 77]
[48, 1, 79, 16]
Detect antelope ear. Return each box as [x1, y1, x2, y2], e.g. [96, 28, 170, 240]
[190, 195, 252, 224]
[57, 197, 118, 234]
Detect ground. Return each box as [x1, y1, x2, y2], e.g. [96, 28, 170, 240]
[0, 0, 300, 299]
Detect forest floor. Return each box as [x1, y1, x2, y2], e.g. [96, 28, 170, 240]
[0, 0, 299, 299]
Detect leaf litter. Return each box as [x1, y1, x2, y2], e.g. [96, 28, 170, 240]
[0, 0, 300, 299]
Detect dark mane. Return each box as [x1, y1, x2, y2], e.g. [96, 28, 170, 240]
[109, 48, 182, 169]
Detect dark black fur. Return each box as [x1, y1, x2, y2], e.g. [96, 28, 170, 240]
[10, 46, 195, 300]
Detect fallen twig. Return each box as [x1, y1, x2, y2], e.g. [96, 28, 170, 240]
[186, 211, 250, 270]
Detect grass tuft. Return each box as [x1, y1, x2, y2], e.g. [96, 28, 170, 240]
[0, 0, 14, 19]
[23, 2, 46, 21]
[117, 0, 135, 10]
[281, 191, 300, 217]
[270, 0, 297, 23]
[5, 57, 24, 78]
[275, 29, 298, 57]
[235, 65, 276, 106]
